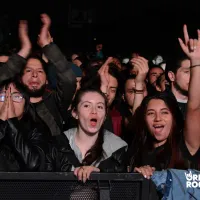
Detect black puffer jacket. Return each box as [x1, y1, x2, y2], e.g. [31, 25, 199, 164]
[0, 117, 50, 171]
[46, 132, 128, 172]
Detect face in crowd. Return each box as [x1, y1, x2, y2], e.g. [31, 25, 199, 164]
[145, 99, 173, 147]
[107, 74, 118, 107]
[168, 59, 190, 96]
[72, 91, 107, 135]
[124, 78, 147, 108]
[0, 83, 25, 119]
[21, 58, 48, 97]
[148, 67, 164, 87]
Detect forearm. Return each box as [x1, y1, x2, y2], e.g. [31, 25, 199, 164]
[132, 82, 145, 114]
[187, 59, 200, 110]
[43, 43, 76, 109]
[184, 58, 200, 154]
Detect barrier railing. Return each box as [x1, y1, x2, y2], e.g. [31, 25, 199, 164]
[0, 172, 155, 200]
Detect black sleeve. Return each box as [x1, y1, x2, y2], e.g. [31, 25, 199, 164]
[7, 118, 47, 171]
[98, 146, 127, 172]
[42, 43, 76, 115]
[0, 120, 7, 140]
[0, 54, 26, 84]
[45, 134, 81, 172]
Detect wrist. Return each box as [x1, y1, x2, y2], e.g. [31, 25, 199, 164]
[191, 59, 200, 66]
[134, 88, 144, 94]
[135, 81, 144, 90]
[41, 41, 51, 48]
[18, 50, 30, 59]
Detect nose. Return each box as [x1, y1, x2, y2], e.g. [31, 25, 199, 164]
[32, 71, 38, 78]
[91, 105, 97, 114]
[154, 113, 161, 122]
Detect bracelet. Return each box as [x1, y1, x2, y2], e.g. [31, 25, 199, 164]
[134, 89, 144, 94]
[190, 64, 200, 69]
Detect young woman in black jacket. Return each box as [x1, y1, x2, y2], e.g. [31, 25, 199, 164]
[46, 88, 128, 182]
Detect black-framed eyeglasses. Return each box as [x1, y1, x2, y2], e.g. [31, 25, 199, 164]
[0, 92, 24, 103]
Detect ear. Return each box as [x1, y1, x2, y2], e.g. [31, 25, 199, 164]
[72, 109, 78, 119]
[168, 71, 175, 82]
[45, 79, 48, 85]
[122, 94, 125, 101]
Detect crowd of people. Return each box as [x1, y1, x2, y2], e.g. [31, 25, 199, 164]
[0, 13, 200, 197]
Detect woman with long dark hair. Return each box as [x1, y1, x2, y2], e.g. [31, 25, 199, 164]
[128, 93, 186, 170]
[47, 88, 127, 182]
[128, 25, 200, 179]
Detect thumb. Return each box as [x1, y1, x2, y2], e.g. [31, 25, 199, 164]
[134, 167, 141, 173]
[152, 167, 156, 171]
[93, 167, 100, 172]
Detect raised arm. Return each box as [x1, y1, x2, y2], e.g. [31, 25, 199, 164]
[98, 57, 113, 95]
[38, 14, 76, 111]
[130, 56, 148, 114]
[0, 20, 31, 83]
[179, 25, 200, 155]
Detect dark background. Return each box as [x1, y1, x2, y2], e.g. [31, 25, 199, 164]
[0, 0, 199, 59]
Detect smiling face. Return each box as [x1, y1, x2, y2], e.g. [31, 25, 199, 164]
[72, 91, 106, 135]
[145, 99, 173, 147]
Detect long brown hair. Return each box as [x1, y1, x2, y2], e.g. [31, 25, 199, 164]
[71, 88, 108, 165]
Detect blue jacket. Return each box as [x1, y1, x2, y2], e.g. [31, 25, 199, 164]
[151, 169, 200, 200]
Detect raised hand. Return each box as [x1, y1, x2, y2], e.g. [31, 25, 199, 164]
[98, 57, 113, 93]
[0, 90, 8, 121]
[18, 20, 31, 58]
[130, 56, 149, 83]
[178, 25, 200, 65]
[37, 14, 52, 48]
[7, 87, 16, 119]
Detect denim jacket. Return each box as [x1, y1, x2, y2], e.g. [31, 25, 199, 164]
[151, 169, 200, 200]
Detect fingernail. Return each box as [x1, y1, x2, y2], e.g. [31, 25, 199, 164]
[144, 175, 147, 178]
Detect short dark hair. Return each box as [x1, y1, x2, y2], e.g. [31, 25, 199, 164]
[20, 55, 48, 76]
[165, 54, 189, 82]
[147, 64, 164, 79]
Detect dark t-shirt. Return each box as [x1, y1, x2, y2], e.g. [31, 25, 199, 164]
[177, 101, 187, 119]
[141, 143, 170, 170]
[179, 137, 200, 169]
[139, 137, 200, 170]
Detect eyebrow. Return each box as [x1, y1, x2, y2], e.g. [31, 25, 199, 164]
[80, 101, 105, 105]
[25, 67, 44, 70]
[147, 108, 169, 112]
[150, 72, 162, 75]
[127, 88, 135, 91]
[182, 67, 190, 70]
